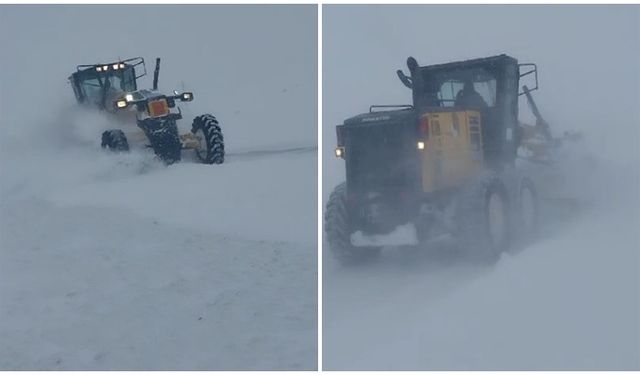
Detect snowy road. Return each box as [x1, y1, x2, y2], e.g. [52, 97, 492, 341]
[0, 143, 317, 370]
[323, 162, 640, 370]
[1, 200, 315, 370]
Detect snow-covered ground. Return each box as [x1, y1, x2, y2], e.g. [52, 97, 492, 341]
[323, 161, 639, 370]
[323, 5, 640, 370]
[0, 5, 317, 370]
[1, 147, 317, 370]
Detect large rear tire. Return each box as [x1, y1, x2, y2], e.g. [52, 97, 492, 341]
[456, 177, 511, 262]
[325, 183, 381, 265]
[515, 177, 538, 246]
[192, 114, 225, 165]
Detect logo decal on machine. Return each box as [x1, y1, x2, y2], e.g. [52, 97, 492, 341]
[361, 115, 391, 123]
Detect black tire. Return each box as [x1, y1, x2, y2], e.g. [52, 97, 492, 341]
[191, 114, 224, 164]
[325, 183, 381, 265]
[455, 176, 511, 262]
[101, 129, 129, 152]
[515, 177, 538, 246]
[138, 118, 182, 165]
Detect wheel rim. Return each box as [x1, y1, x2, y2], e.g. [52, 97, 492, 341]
[488, 192, 507, 246]
[521, 186, 536, 233]
[194, 128, 207, 159]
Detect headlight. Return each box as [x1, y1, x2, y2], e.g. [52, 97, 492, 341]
[181, 92, 193, 102]
[417, 141, 425, 150]
[102, 65, 108, 71]
[335, 147, 344, 158]
[112, 63, 119, 70]
[115, 99, 128, 109]
[125, 94, 134, 102]
[119, 63, 125, 69]
[96, 66, 103, 72]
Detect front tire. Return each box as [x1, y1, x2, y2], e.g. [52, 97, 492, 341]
[101, 129, 129, 152]
[139, 118, 182, 165]
[325, 183, 381, 265]
[192, 114, 224, 165]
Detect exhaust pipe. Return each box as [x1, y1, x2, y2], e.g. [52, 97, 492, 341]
[152, 58, 161, 90]
[397, 57, 419, 89]
[406, 56, 427, 108]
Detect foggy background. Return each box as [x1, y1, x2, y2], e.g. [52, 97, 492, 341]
[323, 5, 640, 370]
[0, 5, 317, 370]
[1, 5, 317, 150]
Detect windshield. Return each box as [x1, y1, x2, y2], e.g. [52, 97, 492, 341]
[74, 67, 137, 105]
[79, 77, 103, 103]
[438, 78, 496, 107]
[77, 67, 136, 92]
[419, 66, 498, 108]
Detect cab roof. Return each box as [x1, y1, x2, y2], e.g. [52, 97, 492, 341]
[417, 54, 518, 71]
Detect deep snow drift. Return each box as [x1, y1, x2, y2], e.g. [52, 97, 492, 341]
[0, 5, 317, 370]
[323, 5, 640, 370]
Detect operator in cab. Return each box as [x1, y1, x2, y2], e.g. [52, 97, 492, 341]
[455, 79, 488, 109]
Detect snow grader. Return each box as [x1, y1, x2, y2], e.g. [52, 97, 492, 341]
[326, 54, 571, 264]
[68, 57, 224, 165]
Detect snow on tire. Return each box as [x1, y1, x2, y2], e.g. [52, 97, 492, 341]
[192, 114, 225, 165]
[455, 176, 511, 262]
[516, 177, 538, 245]
[101, 129, 130, 152]
[139, 118, 182, 165]
[325, 183, 381, 265]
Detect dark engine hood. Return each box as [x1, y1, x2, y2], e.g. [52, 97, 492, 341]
[343, 108, 416, 126]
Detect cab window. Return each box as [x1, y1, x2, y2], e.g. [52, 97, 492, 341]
[79, 77, 103, 103]
[121, 67, 136, 91]
[472, 79, 497, 107]
[437, 78, 496, 107]
[438, 80, 464, 107]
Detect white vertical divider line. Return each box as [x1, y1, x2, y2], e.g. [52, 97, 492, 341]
[317, 2, 323, 372]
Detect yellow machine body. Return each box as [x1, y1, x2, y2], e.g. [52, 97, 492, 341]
[420, 110, 484, 193]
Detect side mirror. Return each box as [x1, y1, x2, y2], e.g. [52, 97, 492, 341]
[518, 63, 538, 96]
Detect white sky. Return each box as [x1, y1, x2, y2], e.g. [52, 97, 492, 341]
[323, 5, 640, 192]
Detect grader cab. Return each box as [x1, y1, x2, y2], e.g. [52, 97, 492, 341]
[69, 57, 145, 111]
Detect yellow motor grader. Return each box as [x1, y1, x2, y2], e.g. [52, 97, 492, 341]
[68, 57, 224, 165]
[326, 54, 574, 264]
